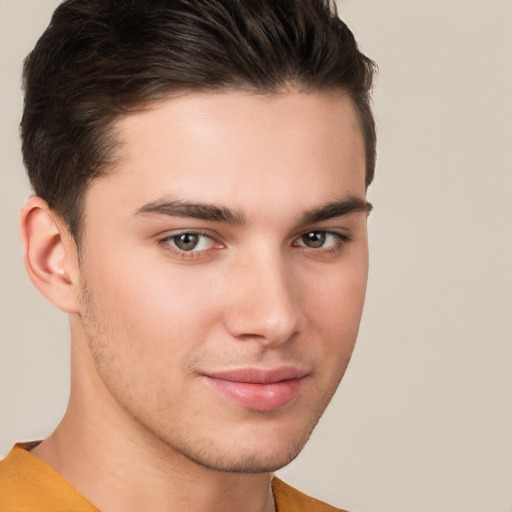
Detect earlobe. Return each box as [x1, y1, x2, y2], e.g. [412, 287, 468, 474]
[20, 197, 80, 314]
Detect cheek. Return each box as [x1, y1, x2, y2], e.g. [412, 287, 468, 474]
[298, 254, 368, 380]
[304, 262, 368, 336]
[81, 250, 224, 371]
[79, 257, 226, 421]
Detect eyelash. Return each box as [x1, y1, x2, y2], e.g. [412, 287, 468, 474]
[293, 230, 351, 255]
[158, 229, 351, 260]
[159, 230, 221, 260]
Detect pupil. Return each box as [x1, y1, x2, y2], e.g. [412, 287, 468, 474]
[304, 231, 325, 248]
[175, 233, 198, 250]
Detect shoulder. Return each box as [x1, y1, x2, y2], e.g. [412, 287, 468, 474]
[0, 443, 98, 512]
[272, 476, 350, 512]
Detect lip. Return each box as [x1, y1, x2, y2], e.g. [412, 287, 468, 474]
[203, 367, 307, 412]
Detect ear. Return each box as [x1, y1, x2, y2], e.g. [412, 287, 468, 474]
[20, 196, 81, 314]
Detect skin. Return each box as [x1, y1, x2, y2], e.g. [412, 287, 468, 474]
[21, 90, 370, 512]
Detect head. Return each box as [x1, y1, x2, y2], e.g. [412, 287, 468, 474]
[20, 0, 376, 475]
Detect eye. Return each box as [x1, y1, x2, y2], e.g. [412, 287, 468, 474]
[163, 232, 216, 252]
[299, 231, 328, 248]
[294, 230, 348, 250]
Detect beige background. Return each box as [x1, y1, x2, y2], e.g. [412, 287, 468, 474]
[1, 1, 511, 511]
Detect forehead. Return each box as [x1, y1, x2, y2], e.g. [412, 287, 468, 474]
[84, 90, 366, 224]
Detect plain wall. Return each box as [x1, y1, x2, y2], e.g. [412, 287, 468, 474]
[1, 1, 511, 511]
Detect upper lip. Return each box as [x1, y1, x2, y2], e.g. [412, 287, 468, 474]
[204, 366, 308, 384]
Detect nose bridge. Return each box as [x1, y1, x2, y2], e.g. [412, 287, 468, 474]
[224, 245, 300, 344]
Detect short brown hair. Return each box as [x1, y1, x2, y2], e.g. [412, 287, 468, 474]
[21, 0, 377, 241]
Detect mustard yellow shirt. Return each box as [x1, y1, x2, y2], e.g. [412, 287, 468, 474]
[0, 443, 346, 511]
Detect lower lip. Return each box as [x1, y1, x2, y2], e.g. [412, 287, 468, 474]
[205, 377, 304, 411]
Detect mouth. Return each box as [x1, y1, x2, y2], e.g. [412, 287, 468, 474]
[202, 367, 308, 412]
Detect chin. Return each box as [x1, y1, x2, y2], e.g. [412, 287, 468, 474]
[185, 440, 307, 474]
[167, 415, 319, 474]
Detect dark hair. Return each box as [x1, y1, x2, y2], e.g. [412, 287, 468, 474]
[21, 0, 377, 241]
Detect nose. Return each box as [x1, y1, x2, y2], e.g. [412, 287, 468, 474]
[224, 252, 301, 346]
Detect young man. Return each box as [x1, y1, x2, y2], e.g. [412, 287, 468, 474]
[0, 1, 376, 510]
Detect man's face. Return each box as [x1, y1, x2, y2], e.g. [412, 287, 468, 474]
[75, 90, 369, 473]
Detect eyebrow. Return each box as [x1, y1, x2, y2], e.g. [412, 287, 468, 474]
[135, 196, 372, 225]
[299, 196, 373, 225]
[136, 199, 246, 225]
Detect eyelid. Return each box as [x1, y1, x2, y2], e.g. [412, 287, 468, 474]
[294, 228, 350, 242]
[158, 227, 221, 242]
